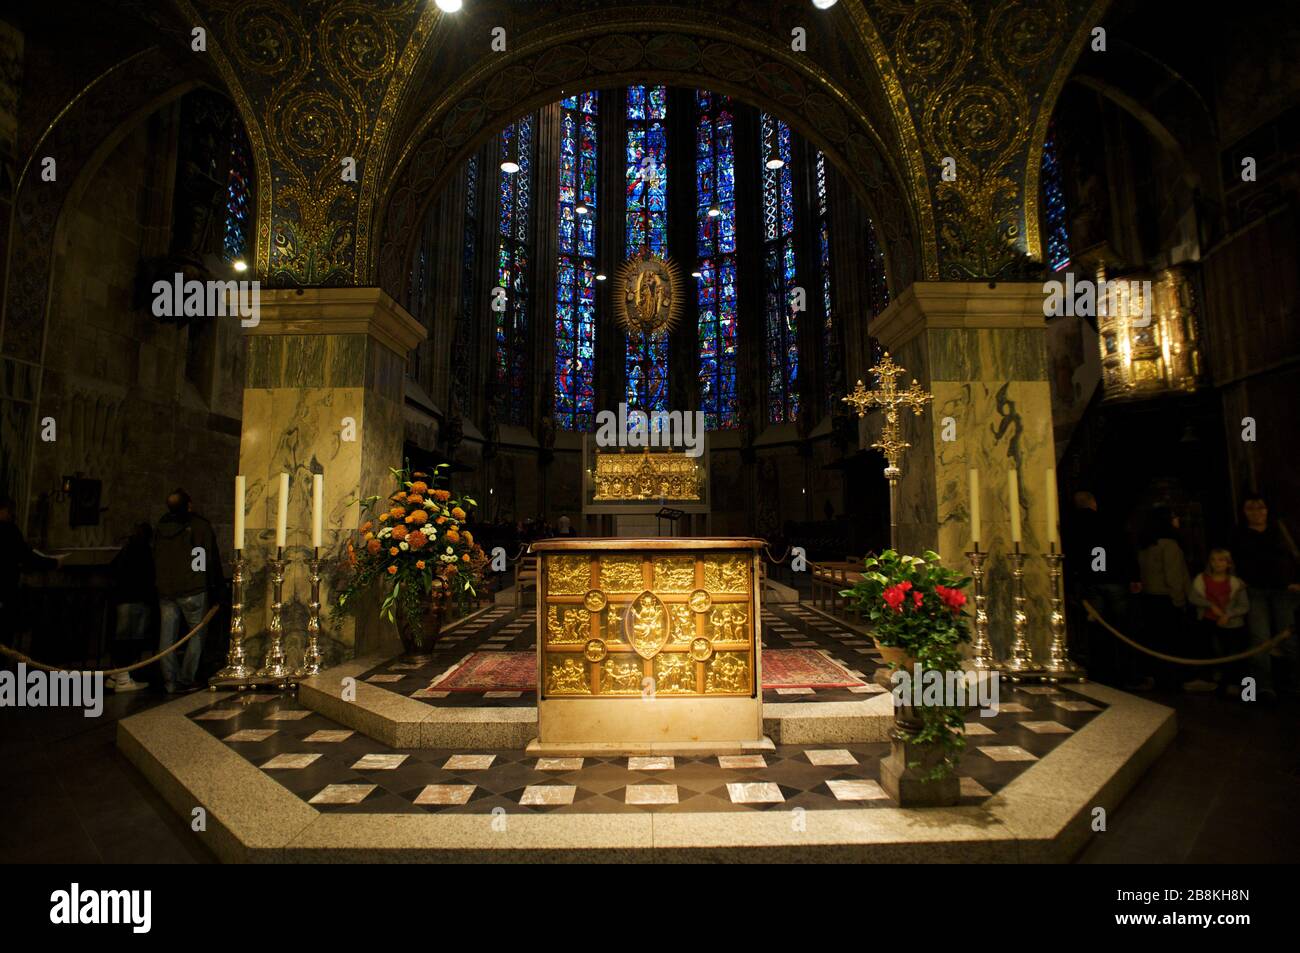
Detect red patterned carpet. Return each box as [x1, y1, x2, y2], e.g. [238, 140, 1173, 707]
[430, 650, 864, 692]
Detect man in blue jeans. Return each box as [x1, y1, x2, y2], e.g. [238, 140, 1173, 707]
[1232, 494, 1300, 700]
[154, 489, 221, 693]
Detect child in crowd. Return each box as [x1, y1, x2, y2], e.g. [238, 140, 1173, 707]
[1187, 548, 1250, 694]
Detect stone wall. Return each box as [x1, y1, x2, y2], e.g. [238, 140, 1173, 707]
[25, 113, 242, 553]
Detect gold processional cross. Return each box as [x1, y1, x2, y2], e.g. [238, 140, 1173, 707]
[841, 351, 933, 550]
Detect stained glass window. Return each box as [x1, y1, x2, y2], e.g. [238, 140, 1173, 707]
[696, 90, 738, 430]
[555, 93, 598, 431]
[223, 118, 252, 263]
[1042, 126, 1071, 272]
[625, 85, 669, 413]
[453, 152, 480, 400]
[495, 116, 534, 425]
[815, 151, 836, 408]
[762, 112, 799, 423]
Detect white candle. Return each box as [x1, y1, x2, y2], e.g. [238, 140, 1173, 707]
[1008, 468, 1022, 545]
[968, 468, 981, 549]
[312, 473, 323, 550]
[234, 475, 246, 551]
[1045, 467, 1059, 549]
[275, 472, 289, 551]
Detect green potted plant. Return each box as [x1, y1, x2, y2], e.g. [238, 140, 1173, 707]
[335, 464, 486, 661]
[842, 549, 972, 802]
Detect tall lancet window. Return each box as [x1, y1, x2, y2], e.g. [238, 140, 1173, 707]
[495, 116, 534, 425]
[1042, 125, 1071, 272]
[695, 90, 739, 430]
[453, 153, 480, 400]
[815, 150, 836, 409]
[762, 112, 798, 423]
[555, 93, 599, 431]
[223, 117, 253, 264]
[624, 85, 669, 412]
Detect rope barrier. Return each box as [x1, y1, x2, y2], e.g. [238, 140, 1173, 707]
[1081, 599, 1291, 666]
[0, 605, 219, 676]
[764, 545, 791, 564]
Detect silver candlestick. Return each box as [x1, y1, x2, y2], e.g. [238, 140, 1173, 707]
[1042, 544, 1084, 681]
[210, 552, 253, 688]
[965, 546, 996, 671]
[298, 547, 324, 678]
[999, 543, 1042, 680]
[257, 548, 292, 686]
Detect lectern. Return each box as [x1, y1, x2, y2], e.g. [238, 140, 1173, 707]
[528, 538, 768, 755]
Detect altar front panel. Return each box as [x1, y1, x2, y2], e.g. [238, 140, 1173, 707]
[532, 539, 765, 749]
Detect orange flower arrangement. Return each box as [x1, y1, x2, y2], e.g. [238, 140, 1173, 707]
[335, 463, 485, 638]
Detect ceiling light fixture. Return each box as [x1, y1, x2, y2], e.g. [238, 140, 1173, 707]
[595, 273, 607, 281]
[500, 124, 520, 174]
[708, 201, 721, 218]
[435, 0, 463, 13]
[232, 259, 248, 273]
[812, 0, 840, 9]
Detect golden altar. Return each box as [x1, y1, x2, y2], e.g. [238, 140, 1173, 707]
[529, 538, 766, 753]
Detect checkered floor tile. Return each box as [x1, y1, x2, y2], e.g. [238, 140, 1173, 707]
[189, 680, 1103, 815]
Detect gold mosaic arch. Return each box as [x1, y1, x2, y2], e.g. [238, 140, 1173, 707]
[170, 0, 279, 280]
[369, 9, 930, 295]
[1020, 0, 1114, 263]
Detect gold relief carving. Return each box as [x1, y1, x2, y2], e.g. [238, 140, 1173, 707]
[601, 657, 644, 694]
[592, 450, 702, 501]
[653, 557, 695, 592]
[584, 639, 607, 663]
[583, 589, 607, 612]
[708, 605, 748, 644]
[687, 588, 712, 613]
[624, 591, 670, 659]
[548, 555, 590, 594]
[668, 604, 695, 644]
[690, 637, 714, 662]
[599, 556, 644, 592]
[546, 605, 590, 644]
[654, 654, 696, 694]
[546, 657, 589, 695]
[705, 652, 751, 694]
[702, 556, 749, 593]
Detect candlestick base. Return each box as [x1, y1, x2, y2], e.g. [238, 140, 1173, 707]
[1042, 550, 1085, 683]
[964, 548, 997, 672]
[998, 548, 1043, 682]
[210, 553, 254, 690]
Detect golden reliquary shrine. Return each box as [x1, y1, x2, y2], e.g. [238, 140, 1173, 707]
[591, 448, 702, 501]
[528, 539, 766, 753]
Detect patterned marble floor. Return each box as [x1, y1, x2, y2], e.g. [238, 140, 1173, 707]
[357, 603, 887, 707]
[189, 683, 1107, 814]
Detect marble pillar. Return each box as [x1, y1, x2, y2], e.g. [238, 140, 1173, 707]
[237, 288, 425, 665]
[871, 283, 1056, 662]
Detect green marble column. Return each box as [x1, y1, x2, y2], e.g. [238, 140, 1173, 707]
[237, 288, 424, 665]
[871, 283, 1056, 662]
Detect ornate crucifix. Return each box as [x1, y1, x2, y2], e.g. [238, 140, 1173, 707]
[841, 351, 933, 550]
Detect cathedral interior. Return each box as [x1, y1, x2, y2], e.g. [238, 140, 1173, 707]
[0, 0, 1298, 885]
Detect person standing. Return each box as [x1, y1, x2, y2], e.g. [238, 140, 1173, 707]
[1232, 494, 1300, 700]
[1186, 548, 1250, 694]
[1137, 507, 1192, 692]
[153, 489, 220, 693]
[107, 522, 154, 692]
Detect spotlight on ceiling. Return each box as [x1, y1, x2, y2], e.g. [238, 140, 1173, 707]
[435, 0, 463, 12]
[812, 0, 839, 9]
[232, 259, 248, 272]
